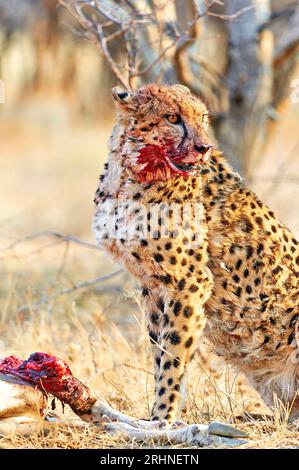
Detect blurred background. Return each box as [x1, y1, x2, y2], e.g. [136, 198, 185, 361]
[0, 0, 298, 447]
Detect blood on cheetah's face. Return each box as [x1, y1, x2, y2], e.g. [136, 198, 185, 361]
[112, 83, 212, 182]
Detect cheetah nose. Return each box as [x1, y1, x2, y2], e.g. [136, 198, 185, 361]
[194, 144, 211, 154]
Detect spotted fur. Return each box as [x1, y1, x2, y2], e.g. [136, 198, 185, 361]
[93, 84, 299, 423]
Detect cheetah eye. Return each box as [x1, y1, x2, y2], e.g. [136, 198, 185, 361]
[166, 114, 181, 125]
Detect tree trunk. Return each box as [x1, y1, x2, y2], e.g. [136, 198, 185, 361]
[213, 0, 273, 176]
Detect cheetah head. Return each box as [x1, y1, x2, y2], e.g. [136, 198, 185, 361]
[112, 83, 212, 182]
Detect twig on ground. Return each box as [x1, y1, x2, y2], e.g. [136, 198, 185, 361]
[18, 270, 123, 313]
[1, 231, 101, 254]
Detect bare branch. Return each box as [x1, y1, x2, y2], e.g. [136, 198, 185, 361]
[2, 231, 101, 254]
[206, 5, 253, 21]
[58, 0, 256, 90]
[58, 0, 130, 88]
[95, 21, 130, 89]
[131, 40, 176, 79]
[18, 269, 123, 314]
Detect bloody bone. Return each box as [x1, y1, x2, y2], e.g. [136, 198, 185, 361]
[0, 352, 247, 446]
[0, 352, 96, 415]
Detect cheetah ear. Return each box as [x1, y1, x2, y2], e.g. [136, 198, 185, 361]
[172, 84, 191, 94]
[112, 86, 132, 104]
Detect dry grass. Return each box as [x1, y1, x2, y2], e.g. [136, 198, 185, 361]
[0, 78, 298, 448]
[0, 291, 298, 448]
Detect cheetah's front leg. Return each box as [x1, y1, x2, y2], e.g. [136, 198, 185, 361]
[144, 287, 207, 424]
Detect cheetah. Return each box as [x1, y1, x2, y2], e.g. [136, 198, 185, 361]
[93, 83, 299, 426]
